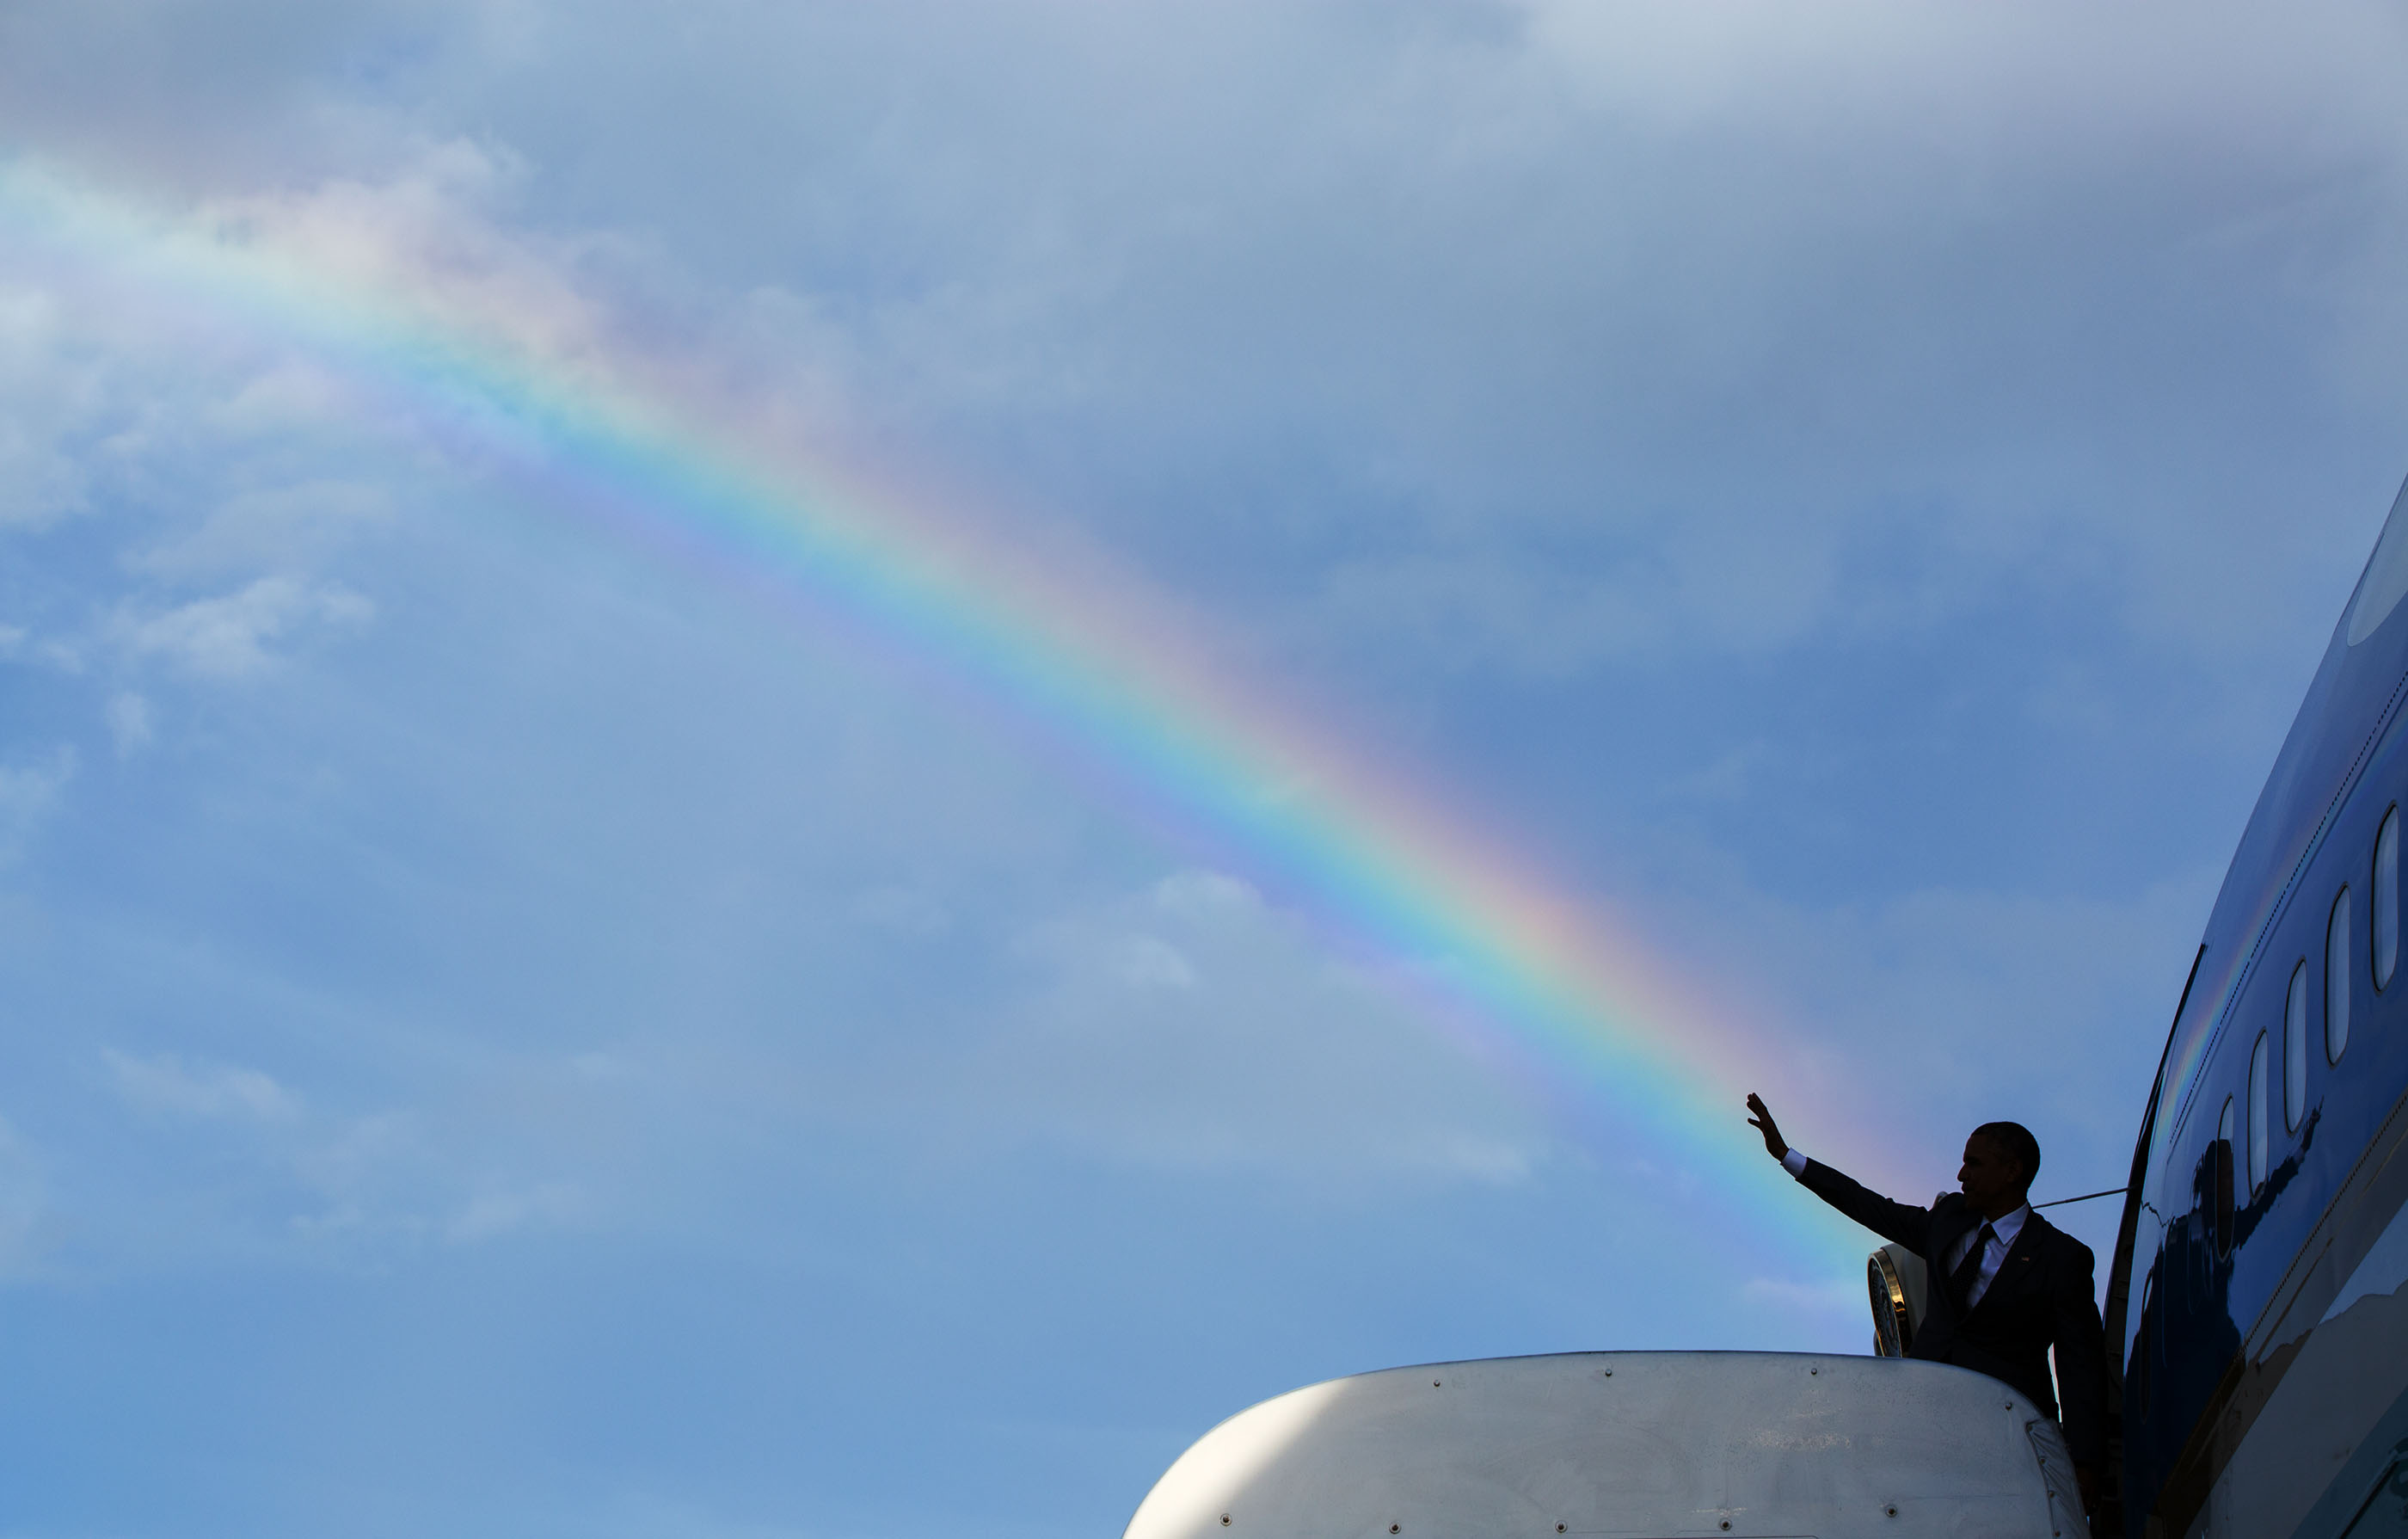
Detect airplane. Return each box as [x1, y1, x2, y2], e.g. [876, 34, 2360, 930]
[1121, 475, 2408, 1539]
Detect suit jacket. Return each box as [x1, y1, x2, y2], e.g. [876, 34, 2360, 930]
[1801, 1159, 2110, 1463]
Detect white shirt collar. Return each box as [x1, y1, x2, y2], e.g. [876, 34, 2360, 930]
[1985, 1202, 2031, 1247]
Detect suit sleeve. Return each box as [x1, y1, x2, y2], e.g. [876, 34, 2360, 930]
[2049, 1239, 2111, 1465]
[1796, 1160, 1934, 1253]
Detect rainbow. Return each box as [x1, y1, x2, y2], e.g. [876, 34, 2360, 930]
[0, 157, 1862, 1271]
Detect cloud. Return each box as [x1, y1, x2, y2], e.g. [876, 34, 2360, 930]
[1114, 934, 1197, 990]
[196, 138, 617, 374]
[0, 286, 96, 527]
[132, 476, 394, 582]
[447, 1181, 584, 1243]
[9, 5, 2388, 702]
[1152, 869, 1259, 916]
[0, 747, 75, 861]
[106, 690, 152, 755]
[986, 869, 1548, 1182]
[103, 1048, 298, 1121]
[116, 576, 372, 680]
[0, 625, 79, 675]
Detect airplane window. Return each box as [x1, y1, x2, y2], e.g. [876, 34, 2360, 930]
[2287, 960, 2309, 1132]
[2378, 806, 2400, 990]
[2250, 1032, 2271, 1193]
[2214, 1099, 2236, 1257]
[2331, 886, 2354, 1063]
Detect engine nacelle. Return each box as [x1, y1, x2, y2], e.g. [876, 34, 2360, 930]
[1125, 1351, 2087, 1539]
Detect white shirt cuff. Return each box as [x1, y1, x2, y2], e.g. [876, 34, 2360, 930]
[1781, 1148, 1809, 1178]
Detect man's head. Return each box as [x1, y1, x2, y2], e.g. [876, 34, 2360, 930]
[1958, 1121, 2041, 1217]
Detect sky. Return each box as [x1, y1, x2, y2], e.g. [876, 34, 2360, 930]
[4, 3, 2408, 1536]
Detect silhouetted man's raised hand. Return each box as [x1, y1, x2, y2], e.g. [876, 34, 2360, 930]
[1745, 1093, 1787, 1160]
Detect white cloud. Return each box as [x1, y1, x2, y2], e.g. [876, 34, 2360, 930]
[0, 746, 75, 861]
[181, 138, 642, 395]
[987, 873, 1549, 1183]
[134, 476, 394, 582]
[1428, 1133, 1535, 1185]
[0, 625, 77, 676]
[103, 1048, 298, 1121]
[448, 1181, 584, 1243]
[0, 286, 96, 527]
[116, 576, 373, 680]
[290, 1109, 422, 1217]
[106, 690, 152, 755]
[1115, 934, 1196, 990]
[1521, 0, 2408, 149]
[1152, 868, 1260, 917]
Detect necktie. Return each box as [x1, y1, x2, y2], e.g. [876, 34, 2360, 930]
[1948, 1222, 1995, 1314]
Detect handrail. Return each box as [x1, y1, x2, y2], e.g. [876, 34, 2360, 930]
[2033, 1186, 2130, 1210]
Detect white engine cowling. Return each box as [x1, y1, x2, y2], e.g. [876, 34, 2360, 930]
[1125, 1351, 2087, 1539]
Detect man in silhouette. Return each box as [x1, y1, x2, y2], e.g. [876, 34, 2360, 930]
[1746, 1093, 2110, 1515]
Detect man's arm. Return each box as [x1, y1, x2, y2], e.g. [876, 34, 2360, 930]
[1746, 1094, 1933, 1252]
[2049, 1238, 2112, 1471]
[1794, 1160, 1936, 1253]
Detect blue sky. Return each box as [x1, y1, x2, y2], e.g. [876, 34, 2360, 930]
[6, 3, 2408, 1535]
